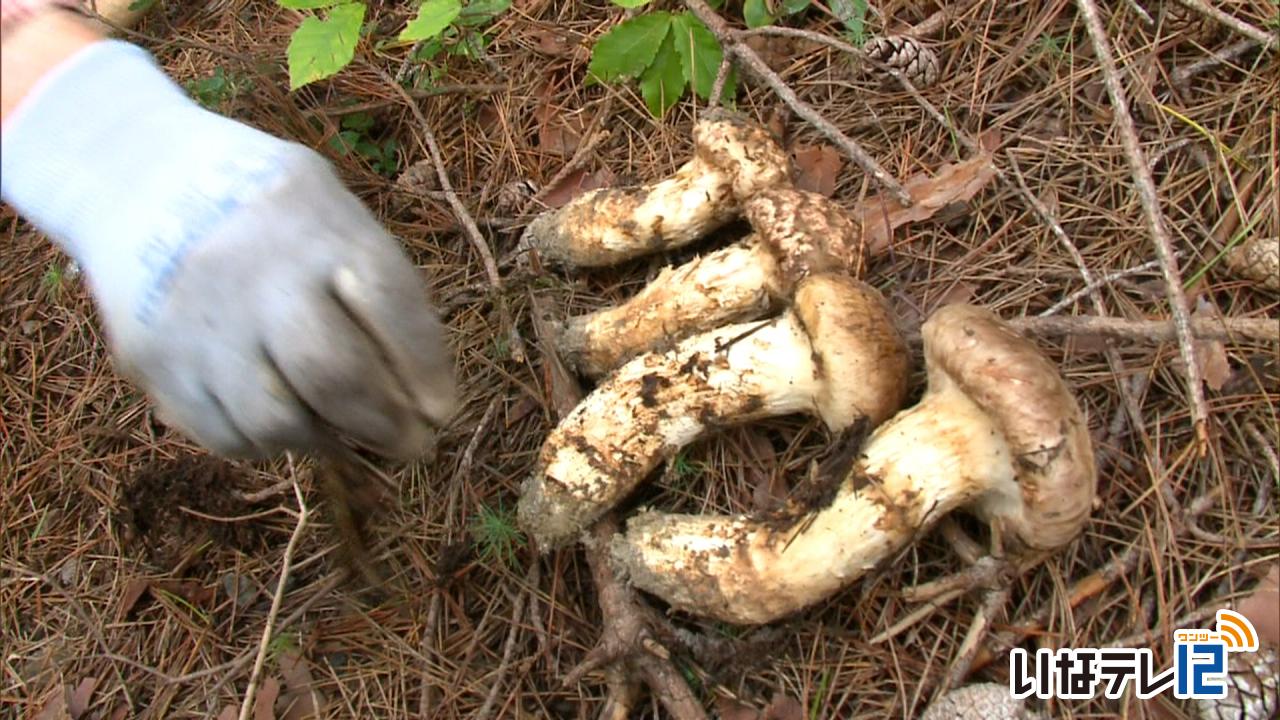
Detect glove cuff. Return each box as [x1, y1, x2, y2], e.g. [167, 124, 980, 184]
[1, 40, 301, 325]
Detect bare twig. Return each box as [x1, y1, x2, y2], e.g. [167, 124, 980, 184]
[418, 397, 500, 716]
[239, 460, 309, 720]
[1039, 259, 1166, 317]
[377, 67, 528, 364]
[1174, 0, 1279, 49]
[475, 561, 540, 720]
[945, 585, 1011, 690]
[1173, 38, 1266, 89]
[683, 0, 912, 207]
[972, 490, 1223, 672]
[307, 85, 507, 117]
[1075, 0, 1211, 448]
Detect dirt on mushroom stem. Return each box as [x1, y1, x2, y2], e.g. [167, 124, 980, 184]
[520, 274, 907, 549]
[522, 110, 791, 269]
[556, 187, 870, 379]
[613, 304, 1097, 624]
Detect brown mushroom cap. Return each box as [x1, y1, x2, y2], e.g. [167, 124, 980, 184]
[744, 188, 866, 285]
[793, 274, 908, 428]
[922, 304, 1097, 549]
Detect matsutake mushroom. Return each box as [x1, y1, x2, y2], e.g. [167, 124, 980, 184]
[518, 274, 908, 549]
[522, 110, 790, 269]
[611, 304, 1097, 624]
[558, 188, 865, 377]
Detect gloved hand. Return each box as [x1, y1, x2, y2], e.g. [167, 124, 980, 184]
[1, 40, 457, 459]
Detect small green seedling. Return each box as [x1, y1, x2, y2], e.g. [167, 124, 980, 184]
[185, 67, 252, 110]
[670, 450, 703, 480]
[40, 263, 64, 302]
[327, 112, 400, 176]
[470, 502, 525, 568]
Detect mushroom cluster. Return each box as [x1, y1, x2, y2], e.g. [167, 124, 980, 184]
[518, 111, 1097, 624]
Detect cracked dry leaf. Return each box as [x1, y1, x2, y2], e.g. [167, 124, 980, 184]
[792, 143, 843, 197]
[1193, 298, 1232, 392]
[540, 167, 615, 209]
[279, 649, 324, 720]
[855, 152, 999, 255]
[1239, 565, 1280, 649]
[253, 676, 281, 720]
[68, 677, 98, 720]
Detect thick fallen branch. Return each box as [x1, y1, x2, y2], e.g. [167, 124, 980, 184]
[1007, 314, 1278, 344]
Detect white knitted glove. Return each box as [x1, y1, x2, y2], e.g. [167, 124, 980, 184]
[1, 41, 457, 458]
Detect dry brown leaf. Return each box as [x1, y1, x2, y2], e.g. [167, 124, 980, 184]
[763, 692, 805, 720]
[107, 705, 129, 720]
[792, 144, 843, 197]
[1238, 565, 1280, 649]
[541, 167, 615, 209]
[742, 430, 787, 513]
[151, 579, 216, 607]
[743, 34, 796, 72]
[1192, 298, 1232, 391]
[715, 695, 761, 720]
[530, 28, 579, 57]
[254, 677, 281, 720]
[278, 650, 323, 720]
[505, 394, 541, 428]
[934, 281, 979, 308]
[534, 98, 584, 156]
[855, 152, 999, 255]
[34, 687, 69, 720]
[216, 706, 238, 720]
[68, 677, 99, 719]
[116, 577, 150, 620]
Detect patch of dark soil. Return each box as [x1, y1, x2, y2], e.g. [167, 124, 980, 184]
[116, 453, 269, 570]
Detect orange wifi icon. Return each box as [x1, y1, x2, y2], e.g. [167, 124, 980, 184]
[1215, 609, 1259, 652]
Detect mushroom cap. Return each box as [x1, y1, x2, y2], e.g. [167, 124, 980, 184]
[744, 188, 865, 286]
[793, 274, 909, 428]
[692, 109, 792, 201]
[922, 304, 1096, 549]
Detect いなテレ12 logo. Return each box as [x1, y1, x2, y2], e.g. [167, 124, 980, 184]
[1009, 608, 1261, 700]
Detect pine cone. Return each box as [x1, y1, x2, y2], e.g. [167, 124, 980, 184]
[1160, 2, 1218, 45]
[1227, 237, 1280, 291]
[1195, 648, 1279, 720]
[864, 35, 941, 88]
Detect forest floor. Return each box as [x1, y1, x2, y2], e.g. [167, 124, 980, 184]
[2, 1, 1277, 718]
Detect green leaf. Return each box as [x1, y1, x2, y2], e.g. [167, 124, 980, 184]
[781, 0, 810, 13]
[639, 31, 685, 117]
[587, 12, 672, 84]
[831, 0, 868, 44]
[400, 0, 461, 41]
[670, 13, 723, 100]
[456, 0, 510, 26]
[278, 0, 343, 8]
[286, 3, 365, 90]
[609, 0, 652, 6]
[128, 0, 157, 12]
[743, 0, 773, 28]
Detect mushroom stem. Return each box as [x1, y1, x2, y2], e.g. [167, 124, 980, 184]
[557, 187, 867, 378]
[523, 111, 790, 269]
[612, 379, 1014, 624]
[558, 240, 783, 377]
[612, 304, 1096, 625]
[519, 275, 908, 549]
